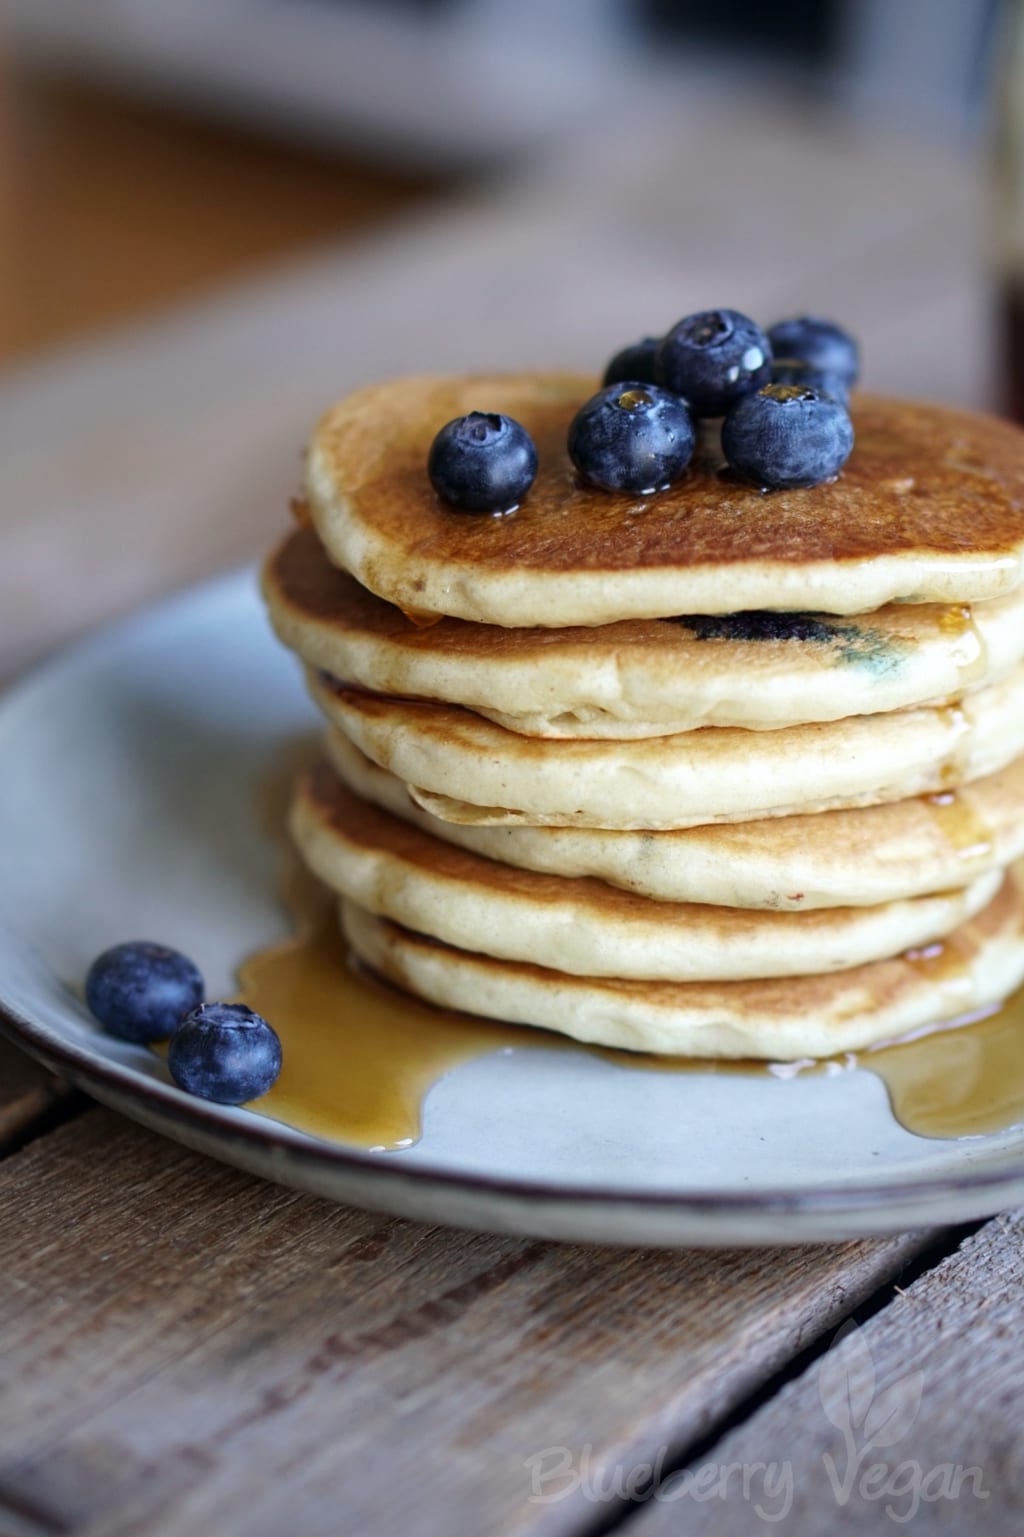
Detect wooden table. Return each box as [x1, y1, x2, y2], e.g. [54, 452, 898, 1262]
[1, 78, 1023, 1536]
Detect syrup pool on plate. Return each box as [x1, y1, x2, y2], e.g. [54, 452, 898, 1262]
[239, 865, 1024, 1151]
[237, 739, 1024, 1151]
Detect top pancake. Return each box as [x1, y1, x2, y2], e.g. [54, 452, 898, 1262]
[304, 373, 1024, 626]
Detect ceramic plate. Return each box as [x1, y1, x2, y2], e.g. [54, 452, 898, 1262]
[4, 571, 1024, 1245]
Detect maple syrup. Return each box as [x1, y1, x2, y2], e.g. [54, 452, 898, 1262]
[924, 789, 994, 863]
[236, 862, 1024, 1150]
[241, 886, 562, 1149]
[864, 997, 1024, 1139]
[938, 603, 989, 692]
[236, 741, 1024, 1151]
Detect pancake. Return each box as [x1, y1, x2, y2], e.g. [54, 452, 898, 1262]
[341, 868, 1024, 1058]
[264, 528, 1024, 736]
[325, 730, 1024, 910]
[292, 763, 999, 980]
[304, 374, 1024, 626]
[309, 664, 1024, 830]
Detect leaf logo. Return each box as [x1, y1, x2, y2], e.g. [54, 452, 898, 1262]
[818, 1320, 925, 1507]
[818, 1318, 877, 1434]
[862, 1372, 925, 1450]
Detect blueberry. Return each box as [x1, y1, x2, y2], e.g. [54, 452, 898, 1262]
[85, 941, 204, 1043]
[766, 317, 858, 389]
[567, 383, 695, 493]
[771, 356, 849, 406]
[603, 336, 661, 387]
[427, 412, 537, 513]
[168, 1002, 282, 1104]
[721, 383, 854, 490]
[656, 309, 771, 418]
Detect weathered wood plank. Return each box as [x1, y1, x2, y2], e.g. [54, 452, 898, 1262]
[0, 1110, 933, 1537]
[628, 1211, 1024, 1534]
[0, 1036, 69, 1151]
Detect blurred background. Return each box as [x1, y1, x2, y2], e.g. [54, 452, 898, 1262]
[0, 0, 1007, 356]
[0, 0, 1020, 670]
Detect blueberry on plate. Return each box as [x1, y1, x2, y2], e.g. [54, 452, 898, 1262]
[721, 383, 854, 489]
[168, 1002, 282, 1104]
[567, 383, 695, 494]
[766, 317, 859, 390]
[771, 356, 849, 406]
[85, 940, 204, 1043]
[427, 411, 537, 513]
[602, 336, 661, 387]
[656, 309, 771, 418]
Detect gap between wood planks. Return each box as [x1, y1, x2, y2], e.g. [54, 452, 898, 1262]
[0, 1040, 84, 1160]
[0, 1480, 71, 1537]
[546, 1220, 989, 1537]
[0, 1080, 88, 1162]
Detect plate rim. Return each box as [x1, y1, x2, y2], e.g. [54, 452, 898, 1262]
[3, 565, 1024, 1242]
[7, 997, 1024, 1238]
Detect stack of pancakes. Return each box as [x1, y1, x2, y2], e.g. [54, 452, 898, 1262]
[263, 373, 1024, 1059]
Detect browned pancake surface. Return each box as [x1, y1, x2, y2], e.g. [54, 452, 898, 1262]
[311, 375, 1024, 577]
